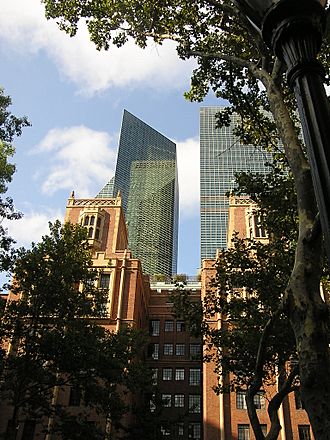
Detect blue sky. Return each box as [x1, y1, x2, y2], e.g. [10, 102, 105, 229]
[0, 0, 222, 276]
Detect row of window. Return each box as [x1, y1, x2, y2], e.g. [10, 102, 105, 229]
[154, 367, 201, 385]
[148, 343, 201, 360]
[81, 214, 103, 241]
[236, 391, 266, 410]
[237, 424, 311, 440]
[160, 422, 201, 439]
[151, 394, 201, 413]
[150, 319, 186, 335]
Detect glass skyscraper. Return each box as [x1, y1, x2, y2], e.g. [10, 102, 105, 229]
[98, 110, 178, 276]
[200, 106, 271, 260]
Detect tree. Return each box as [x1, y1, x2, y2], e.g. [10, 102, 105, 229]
[173, 160, 303, 440]
[0, 87, 30, 277]
[0, 221, 151, 440]
[41, 1, 330, 438]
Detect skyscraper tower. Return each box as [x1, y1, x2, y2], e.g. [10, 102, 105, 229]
[200, 106, 271, 260]
[98, 110, 178, 276]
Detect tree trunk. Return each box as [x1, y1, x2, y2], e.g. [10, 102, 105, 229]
[265, 77, 330, 439]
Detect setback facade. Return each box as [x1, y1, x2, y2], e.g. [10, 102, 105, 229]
[200, 107, 271, 260]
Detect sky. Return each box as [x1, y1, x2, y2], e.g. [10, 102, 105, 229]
[0, 0, 223, 276]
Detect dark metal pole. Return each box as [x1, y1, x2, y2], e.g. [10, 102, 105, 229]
[263, 1, 330, 263]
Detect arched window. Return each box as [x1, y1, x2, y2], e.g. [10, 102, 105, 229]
[84, 216, 89, 226]
[90, 216, 95, 226]
[88, 227, 93, 238]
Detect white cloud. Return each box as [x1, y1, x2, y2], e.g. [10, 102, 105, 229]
[176, 137, 200, 218]
[33, 126, 117, 197]
[0, 0, 195, 95]
[3, 209, 63, 249]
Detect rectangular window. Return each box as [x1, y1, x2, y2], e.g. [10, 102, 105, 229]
[176, 344, 185, 356]
[298, 426, 311, 440]
[21, 421, 36, 440]
[176, 320, 185, 332]
[162, 394, 172, 407]
[150, 394, 156, 413]
[190, 344, 201, 359]
[175, 368, 185, 381]
[294, 389, 304, 409]
[148, 343, 159, 359]
[151, 368, 158, 385]
[254, 391, 266, 410]
[189, 423, 201, 439]
[177, 423, 184, 436]
[188, 395, 201, 413]
[238, 424, 250, 440]
[150, 320, 160, 336]
[161, 425, 171, 436]
[100, 273, 110, 289]
[69, 385, 81, 406]
[163, 368, 173, 381]
[164, 320, 174, 332]
[174, 394, 185, 407]
[164, 343, 173, 355]
[236, 391, 247, 409]
[189, 368, 201, 386]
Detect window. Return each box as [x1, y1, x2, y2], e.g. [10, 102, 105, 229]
[22, 421, 36, 440]
[164, 343, 173, 355]
[148, 343, 159, 359]
[189, 423, 201, 439]
[163, 368, 173, 381]
[81, 212, 104, 242]
[190, 344, 201, 359]
[236, 391, 247, 409]
[298, 426, 311, 440]
[176, 344, 185, 356]
[161, 425, 171, 436]
[151, 368, 158, 385]
[188, 395, 201, 413]
[189, 368, 201, 386]
[150, 395, 156, 413]
[176, 422, 184, 436]
[164, 320, 174, 332]
[176, 320, 185, 332]
[294, 389, 304, 409]
[162, 394, 172, 407]
[69, 385, 81, 406]
[175, 368, 185, 380]
[254, 391, 266, 410]
[238, 424, 250, 440]
[150, 320, 160, 336]
[100, 273, 110, 289]
[174, 394, 185, 407]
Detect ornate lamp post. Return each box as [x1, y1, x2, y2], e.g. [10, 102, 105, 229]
[236, 0, 330, 262]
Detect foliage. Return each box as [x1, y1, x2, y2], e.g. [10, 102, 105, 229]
[0, 88, 30, 275]
[0, 221, 151, 440]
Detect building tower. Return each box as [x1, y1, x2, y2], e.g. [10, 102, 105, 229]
[200, 107, 271, 260]
[98, 110, 179, 276]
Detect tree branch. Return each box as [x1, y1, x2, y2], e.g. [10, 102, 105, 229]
[246, 308, 282, 440]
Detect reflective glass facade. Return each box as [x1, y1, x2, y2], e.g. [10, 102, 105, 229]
[96, 176, 114, 198]
[200, 107, 271, 260]
[102, 110, 178, 275]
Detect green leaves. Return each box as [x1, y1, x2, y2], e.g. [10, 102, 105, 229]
[0, 221, 151, 438]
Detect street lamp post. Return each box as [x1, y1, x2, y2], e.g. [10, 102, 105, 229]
[236, 0, 330, 263]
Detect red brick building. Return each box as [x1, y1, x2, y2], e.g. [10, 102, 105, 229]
[0, 193, 315, 440]
[200, 196, 314, 440]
